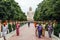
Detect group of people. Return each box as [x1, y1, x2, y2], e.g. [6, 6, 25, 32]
[1, 21, 55, 40]
[34, 21, 53, 38]
[1, 21, 20, 40]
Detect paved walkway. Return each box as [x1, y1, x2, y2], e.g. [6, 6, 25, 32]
[8, 23, 55, 40]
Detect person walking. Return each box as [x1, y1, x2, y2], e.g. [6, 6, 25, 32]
[34, 21, 37, 28]
[2, 23, 8, 40]
[28, 22, 30, 27]
[36, 23, 42, 38]
[16, 22, 20, 36]
[35, 23, 38, 37]
[47, 22, 53, 38]
[42, 22, 46, 37]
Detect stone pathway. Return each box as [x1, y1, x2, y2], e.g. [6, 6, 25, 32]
[8, 23, 56, 40]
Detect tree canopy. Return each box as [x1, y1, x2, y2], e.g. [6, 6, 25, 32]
[34, 0, 60, 22]
[0, 0, 27, 21]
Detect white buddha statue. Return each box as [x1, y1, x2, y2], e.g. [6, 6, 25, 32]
[27, 7, 34, 21]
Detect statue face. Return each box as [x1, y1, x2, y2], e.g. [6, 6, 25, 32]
[29, 7, 32, 11]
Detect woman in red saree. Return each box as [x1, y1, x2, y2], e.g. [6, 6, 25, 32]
[16, 22, 20, 36]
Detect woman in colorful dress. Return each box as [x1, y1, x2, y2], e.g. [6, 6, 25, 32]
[42, 22, 46, 37]
[16, 22, 20, 36]
[47, 22, 53, 38]
[34, 21, 37, 28]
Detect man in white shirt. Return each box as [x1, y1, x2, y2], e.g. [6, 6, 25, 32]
[2, 23, 8, 40]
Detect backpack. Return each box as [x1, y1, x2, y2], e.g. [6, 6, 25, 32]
[37, 25, 42, 31]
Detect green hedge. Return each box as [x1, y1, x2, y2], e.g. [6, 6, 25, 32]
[20, 23, 25, 27]
[8, 23, 25, 33]
[8, 23, 12, 33]
[9, 23, 24, 31]
[12, 24, 16, 31]
[54, 23, 60, 37]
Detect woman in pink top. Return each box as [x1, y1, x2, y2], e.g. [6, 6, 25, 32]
[16, 22, 20, 36]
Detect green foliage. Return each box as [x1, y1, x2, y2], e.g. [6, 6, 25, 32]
[8, 23, 12, 33]
[20, 23, 25, 27]
[54, 23, 60, 37]
[0, 0, 27, 21]
[34, 0, 60, 21]
[12, 23, 16, 31]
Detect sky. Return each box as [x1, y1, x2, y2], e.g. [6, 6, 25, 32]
[15, 0, 43, 15]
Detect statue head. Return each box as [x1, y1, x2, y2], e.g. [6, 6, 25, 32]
[29, 7, 32, 11]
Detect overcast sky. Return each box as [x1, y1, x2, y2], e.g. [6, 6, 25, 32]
[15, 0, 43, 14]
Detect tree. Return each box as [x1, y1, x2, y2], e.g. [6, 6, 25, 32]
[0, 0, 27, 21]
[34, 0, 60, 22]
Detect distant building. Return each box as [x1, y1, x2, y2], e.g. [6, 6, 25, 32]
[27, 7, 34, 21]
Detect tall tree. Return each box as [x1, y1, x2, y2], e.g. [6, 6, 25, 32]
[0, 0, 27, 21]
[34, 0, 60, 22]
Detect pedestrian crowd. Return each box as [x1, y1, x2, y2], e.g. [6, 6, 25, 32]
[34, 21, 55, 38]
[0, 20, 56, 40]
[1, 21, 20, 40]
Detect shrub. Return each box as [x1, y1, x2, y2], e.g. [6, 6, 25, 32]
[54, 23, 60, 37]
[12, 24, 16, 31]
[20, 23, 24, 27]
[8, 23, 12, 33]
